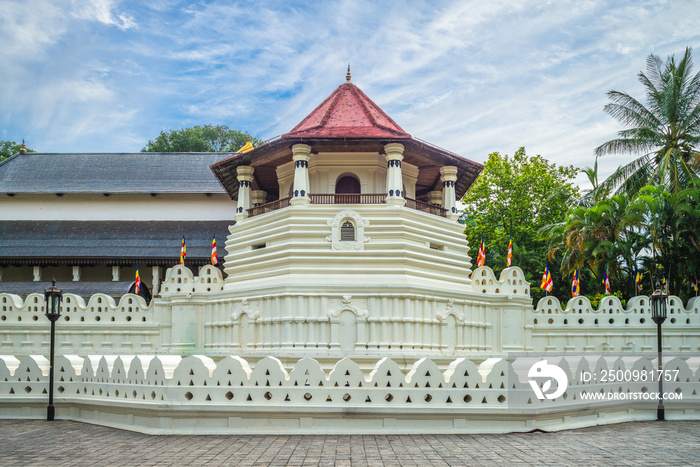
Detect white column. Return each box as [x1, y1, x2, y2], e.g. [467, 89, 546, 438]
[152, 266, 160, 295]
[33, 265, 41, 281]
[384, 143, 405, 206]
[290, 144, 311, 206]
[72, 266, 80, 281]
[112, 265, 120, 282]
[251, 190, 267, 207]
[234, 166, 255, 222]
[440, 166, 459, 221]
[428, 190, 443, 206]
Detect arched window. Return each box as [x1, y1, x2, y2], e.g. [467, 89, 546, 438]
[335, 175, 361, 194]
[340, 220, 355, 241]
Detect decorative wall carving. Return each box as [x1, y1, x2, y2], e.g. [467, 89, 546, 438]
[326, 210, 370, 250]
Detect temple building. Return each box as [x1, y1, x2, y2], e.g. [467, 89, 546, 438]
[1, 72, 697, 434]
[189, 71, 506, 356]
[0, 152, 231, 300]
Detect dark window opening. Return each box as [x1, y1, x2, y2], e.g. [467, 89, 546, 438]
[340, 221, 355, 241]
[335, 176, 361, 194]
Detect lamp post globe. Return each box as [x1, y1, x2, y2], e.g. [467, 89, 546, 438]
[650, 281, 667, 421]
[44, 280, 62, 422]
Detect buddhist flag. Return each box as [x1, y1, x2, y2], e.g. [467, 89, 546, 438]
[540, 265, 553, 292]
[237, 141, 254, 153]
[662, 273, 668, 293]
[603, 266, 611, 293]
[180, 236, 186, 264]
[635, 266, 643, 294]
[692, 274, 698, 294]
[506, 237, 513, 268]
[135, 264, 141, 294]
[476, 235, 486, 268]
[211, 235, 218, 265]
[571, 268, 580, 297]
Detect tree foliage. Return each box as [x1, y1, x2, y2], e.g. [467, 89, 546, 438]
[0, 140, 35, 162]
[595, 47, 700, 197]
[546, 181, 700, 302]
[545, 195, 648, 298]
[141, 125, 264, 153]
[461, 148, 579, 301]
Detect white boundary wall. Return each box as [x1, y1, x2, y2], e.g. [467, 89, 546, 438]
[2, 265, 699, 433]
[528, 295, 700, 353]
[0, 354, 697, 434]
[1, 265, 699, 357]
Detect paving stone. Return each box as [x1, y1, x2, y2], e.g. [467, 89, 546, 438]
[0, 420, 698, 465]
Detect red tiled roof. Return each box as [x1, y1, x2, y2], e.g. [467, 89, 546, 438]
[283, 82, 411, 139]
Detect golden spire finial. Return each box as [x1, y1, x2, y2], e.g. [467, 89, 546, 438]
[346, 64, 351, 83]
[19, 139, 27, 155]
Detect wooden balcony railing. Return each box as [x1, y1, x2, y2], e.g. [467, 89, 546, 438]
[247, 197, 291, 217]
[405, 198, 448, 217]
[310, 193, 387, 205]
[247, 194, 447, 218]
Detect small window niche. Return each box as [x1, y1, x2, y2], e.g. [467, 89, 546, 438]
[340, 220, 355, 241]
[327, 210, 369, 250]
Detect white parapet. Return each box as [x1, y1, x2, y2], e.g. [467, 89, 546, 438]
[0, 354, 697, 434]
[529, 294, 700, 353]
[0, 292, 158, 356]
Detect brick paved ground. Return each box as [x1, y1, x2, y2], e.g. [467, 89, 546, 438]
[0, 420, 697, 466]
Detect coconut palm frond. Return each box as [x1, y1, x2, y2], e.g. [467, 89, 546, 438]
[596, 47, 700, 195]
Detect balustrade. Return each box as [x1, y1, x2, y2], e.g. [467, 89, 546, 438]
[247, 194, 447, 218]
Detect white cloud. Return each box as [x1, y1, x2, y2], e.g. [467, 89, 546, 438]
[1, 0, 699, 191]
[71, 0, 137, 30]
[0, 1, 68, 60]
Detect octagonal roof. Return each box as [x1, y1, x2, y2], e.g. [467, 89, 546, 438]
[283, 81, 410, 139]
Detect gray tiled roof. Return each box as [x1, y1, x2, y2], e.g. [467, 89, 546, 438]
[0, 152, 229, 194]
[0, 220, 231, 265]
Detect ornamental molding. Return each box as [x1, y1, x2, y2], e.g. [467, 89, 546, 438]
[436, 298, 464, 323]
[328, 295, 369, 318]
[231, 298, 260, 321]
[326, 210, 370, 251]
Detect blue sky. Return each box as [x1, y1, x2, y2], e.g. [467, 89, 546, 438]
[1, 0, 698, 187]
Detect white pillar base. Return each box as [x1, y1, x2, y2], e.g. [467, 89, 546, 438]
[385, 197, 406, 206]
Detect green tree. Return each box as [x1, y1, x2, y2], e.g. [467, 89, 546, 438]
[626, 182, 700, 299]
[141, 125, 264, 153]
[547, 181, 700, 302]
[595, 47, 700, 197]
[551, 195, 647, 298]
[0, 140, 35, 162]
[461, 148, 579, 301]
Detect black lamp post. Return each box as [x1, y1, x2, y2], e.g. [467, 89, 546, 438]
[44, 280, 62, 422]
[650, 281, 667, 421]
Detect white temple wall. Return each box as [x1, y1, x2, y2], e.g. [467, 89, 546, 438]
[0, 193, 235, 220]
[529, 295, 700, 353]
[1, 353, 697, 434]
[2, 266, 698, 357]
[0, 293, 160, 357]
[223, 205, 473, 294]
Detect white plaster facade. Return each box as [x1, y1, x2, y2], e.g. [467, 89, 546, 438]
[0, 193, 234, 221]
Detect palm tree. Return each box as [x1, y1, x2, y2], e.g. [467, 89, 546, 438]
[544, 194, 649, 298]
[595, 47, 700, 197]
